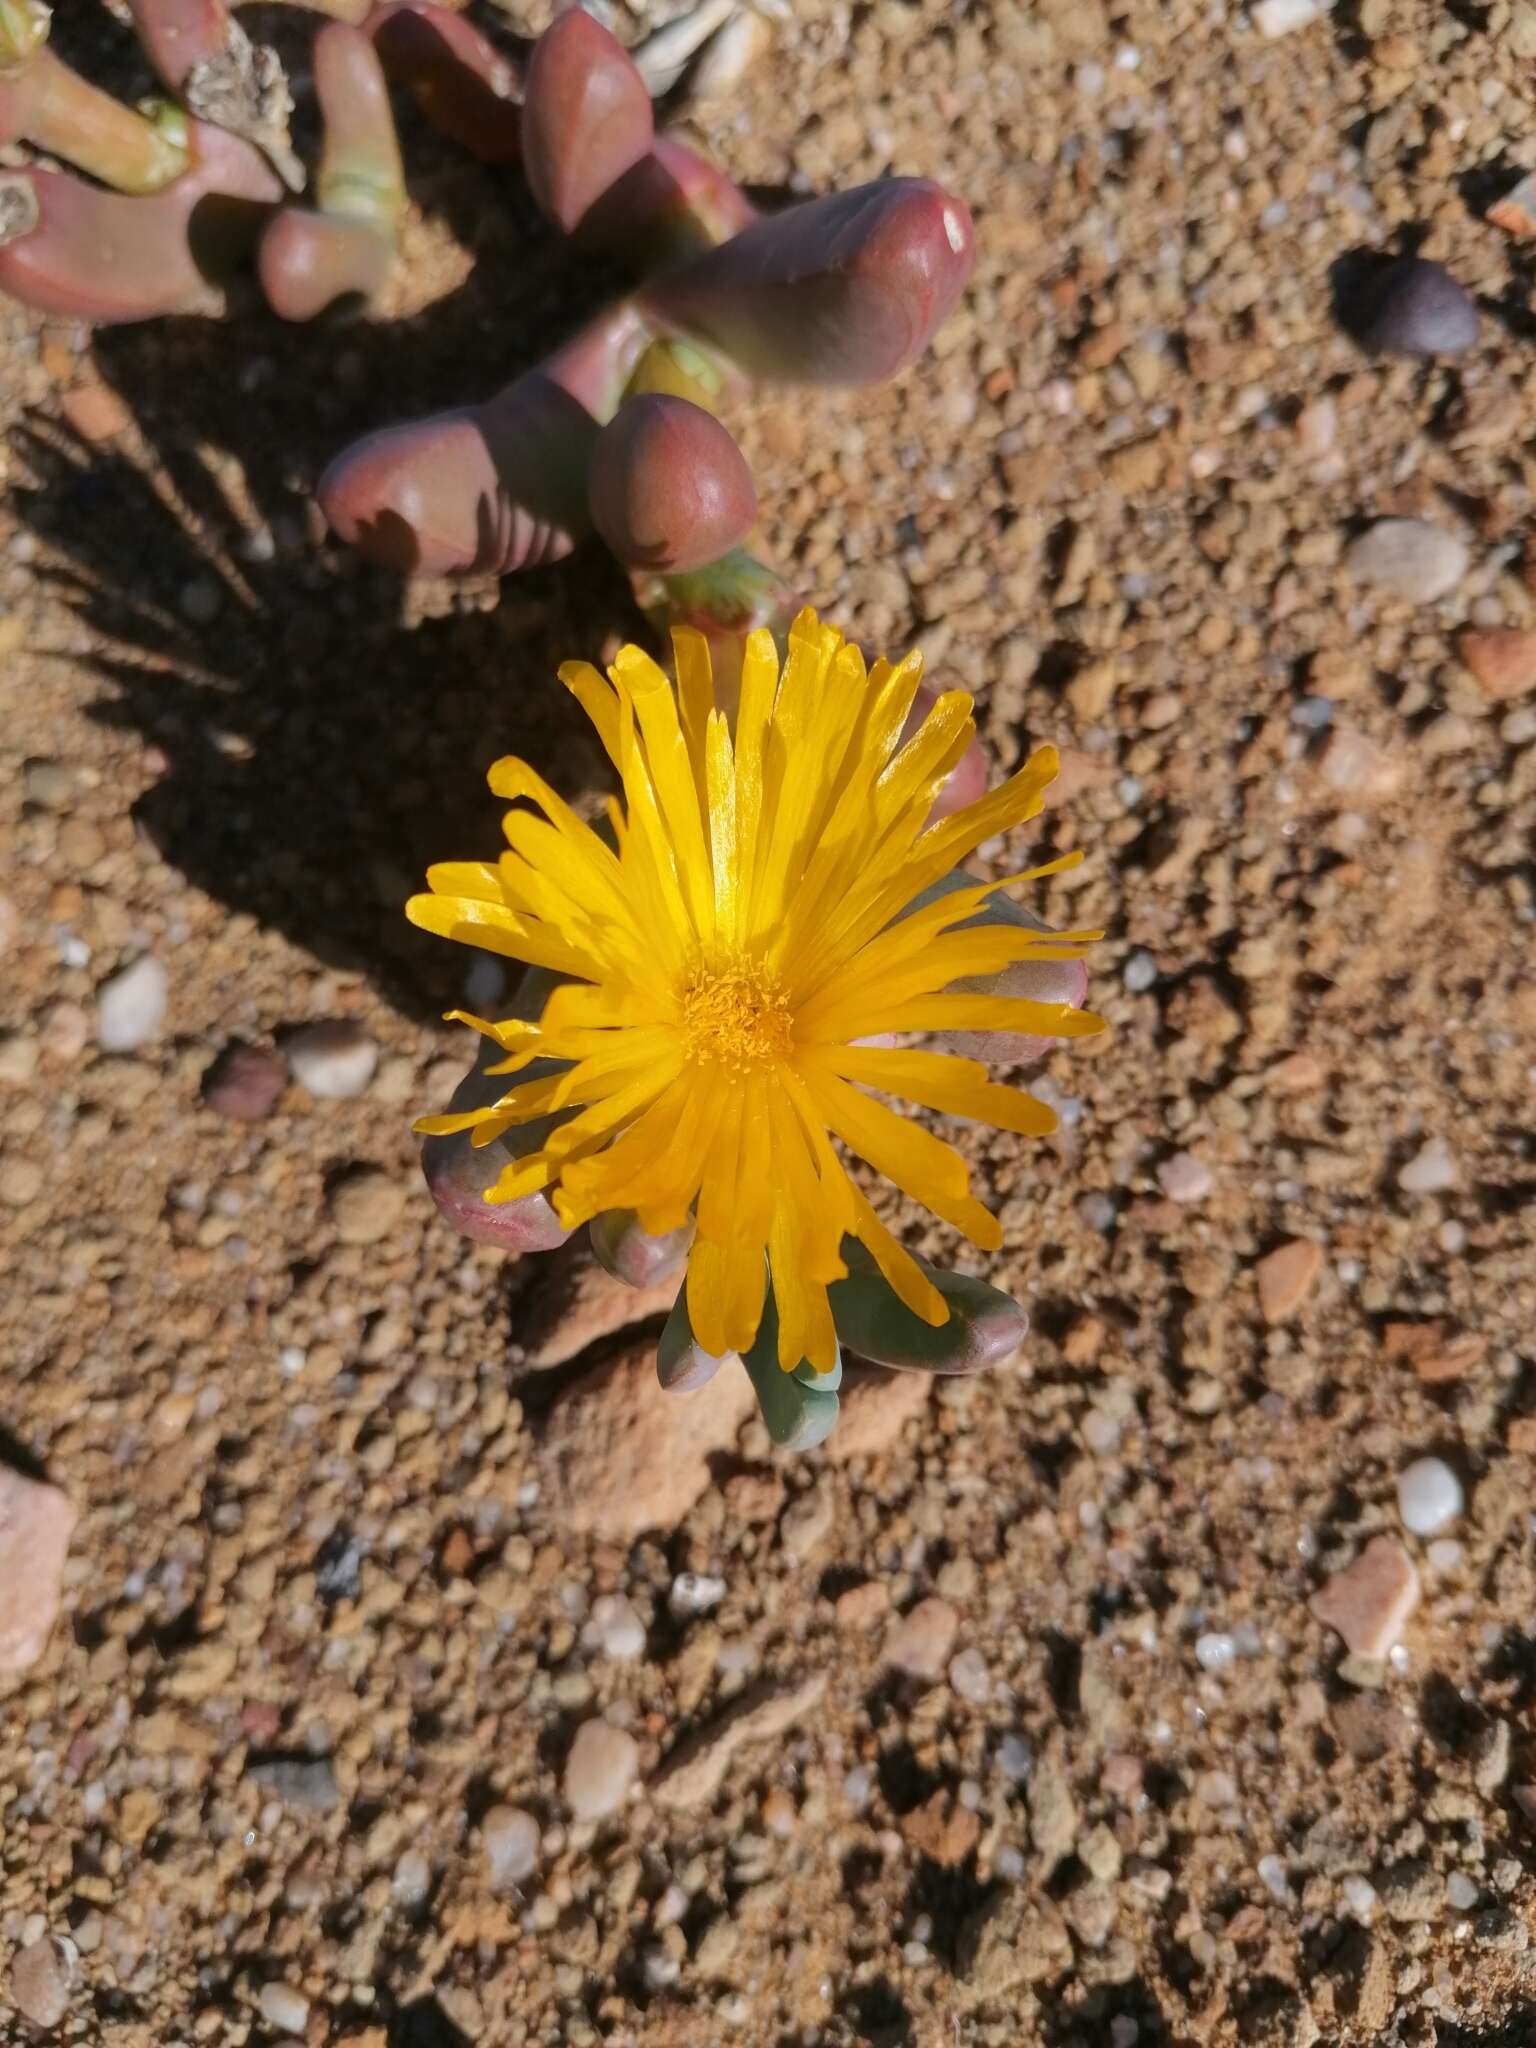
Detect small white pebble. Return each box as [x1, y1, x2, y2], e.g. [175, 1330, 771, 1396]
[584, 1593, 646, 1661]
[285, 1019, 377, 1101]
[1122, 949, 1157, 993]
[995, 1844, 1025, 1880]
[1252, 0, 1322, 38]
[1397, 1456, 1464, 1537]
[1078, 1192, 1117, 1233]
[96, 955, 167, 1052]
[1425, 1538, 1464, 1573]
[1397, 1138, 1457, 1196]
[655, 1882, 689, 1929]
[997, 1734, 1032, 1782]
[483, 1805, 540, 1889]
[669, 1572, 725, 1616]
[392, 1848, 431, 1909]
[1083, 1410, 1122, 1456]
[1342, 1873, 1378, 1920]
[1447, 1872, 1478, 1911]
[1291, 695, 1334, 731]
[948, 1648, 992, 1705]
[1157, 1152, 1214, 1204]
[843, 1766, 872, 1812]
[1195, 1632, 1237, 1673]
[641, 1946, 680, 1990]
[1257, 1853, 1292, 1903]
[258, 1984, 310, 2036]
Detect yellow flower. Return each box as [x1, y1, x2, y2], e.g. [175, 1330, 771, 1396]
[407, 610, 1103, 1374]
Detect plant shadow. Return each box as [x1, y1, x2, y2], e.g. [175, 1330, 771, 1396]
[6, 90, 650, 1023]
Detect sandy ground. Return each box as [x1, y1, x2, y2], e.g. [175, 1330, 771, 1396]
[3, 1, 1536, 2043]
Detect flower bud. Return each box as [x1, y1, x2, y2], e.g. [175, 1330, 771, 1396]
[590, 1208, 693, 1290]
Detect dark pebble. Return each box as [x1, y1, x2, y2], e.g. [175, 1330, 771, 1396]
[1347, 256, 1479, 359]
[245, 1754, 340, 1812]
[314, 1528, 366, 1604]
[202, 1043, 287, 1121]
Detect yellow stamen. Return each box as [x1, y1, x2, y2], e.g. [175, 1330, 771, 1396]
[680, 957, 793, 1070]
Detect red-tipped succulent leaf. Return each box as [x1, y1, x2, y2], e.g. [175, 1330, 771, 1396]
[128, 0, 301, 189]
[0, 45, 187, 194]
[588, 394, 756, 575]
[0, 119, 281, 322]
[575, 136, 756, 267]
[642, 177, 975, 385]
[320, 302, 652, 575]
[520, 9, 653, 237]
[259, 210, 393, 321]
[367, 2, 520, 165]
[258, 23, 404, 320]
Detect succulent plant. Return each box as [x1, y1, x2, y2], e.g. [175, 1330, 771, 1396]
[0, 6, 975, 751]
[0, 4, 1075, 1450]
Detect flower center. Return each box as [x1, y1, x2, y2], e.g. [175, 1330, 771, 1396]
[680, 958, 794, 1070]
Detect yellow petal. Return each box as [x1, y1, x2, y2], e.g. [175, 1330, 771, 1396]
[826, 1045, 1059, 1137]
[686, 1234, 767, 1358]
[797, 1060, 1003, 1250]
[845, 1182, 948, 1326]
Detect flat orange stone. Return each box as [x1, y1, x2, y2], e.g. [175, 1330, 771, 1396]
[1381, 1321, 1487, 1384]
[1456, 627, 1536, 702]
[1256, 1238, 1324, 1323]
[1310, 1536, 1421, 1659]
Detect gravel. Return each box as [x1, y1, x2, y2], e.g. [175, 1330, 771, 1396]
[4, 3, 1536, 2042]
[8, 1938, 73, 2028]
[1344, 520, 1470, 603]
[563, 1720, 640, 1823]
[95, 954, 167, 1051]
[882, 1597, 959, 1681]
[1345, 255, 1480, 358]
[1397, 1456, 1464, 1536]
[258, 1983, 310, 2035]
[284, 1018, 379, 1100]
[201, 1041, 288, 1120]
[1397, 1137, 1458, 1194]
[483, 1805, 541, 1889]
